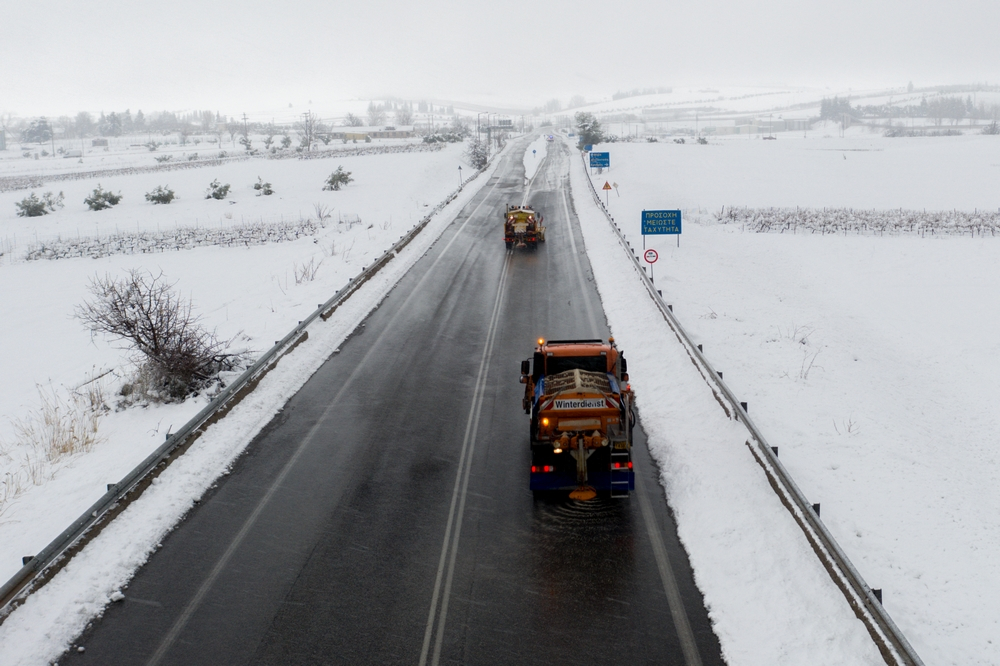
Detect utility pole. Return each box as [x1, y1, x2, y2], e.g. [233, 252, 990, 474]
[301, 111, 314, 150]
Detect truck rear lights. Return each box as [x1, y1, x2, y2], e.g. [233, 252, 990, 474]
[531, 465, 556, 473]
[611, 461, 633, 470]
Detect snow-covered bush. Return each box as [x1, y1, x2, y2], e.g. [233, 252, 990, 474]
[25, 218, 320, 261]
[16, 191, 64, 217]
[423, 133, 464, 144]
[154, 155, 173, 163]
[205, 179, 230, 200]
[983, 121, 1000, 135]
[253, 177, 274, 196]
[323, 166, 353, 191]
[145, 185, 175, 204]
[84, 184, 122, 211]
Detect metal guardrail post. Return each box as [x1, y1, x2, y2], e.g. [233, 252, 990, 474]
[574, 150, 924, 666]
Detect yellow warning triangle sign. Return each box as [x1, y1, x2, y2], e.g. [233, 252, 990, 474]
[602, 181, 612, 190]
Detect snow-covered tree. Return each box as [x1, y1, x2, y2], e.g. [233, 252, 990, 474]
[465, 138, 489, 170]
[21, 117, 53, 143]
[574, 112, 604, 148]
[100, 112, 123, 137]
[75, 111, 95, 137]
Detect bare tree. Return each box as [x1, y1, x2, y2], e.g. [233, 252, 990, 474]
[366, 101, 385, 127]
[395, 104, 413, 126]
[296, 111, 318, 150]
[76, 269, 241, 400]
[344, 112, 363, 127]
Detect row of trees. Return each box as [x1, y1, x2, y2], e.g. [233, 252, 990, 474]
[9, 110, 227, 143]
[821, 95, 1000, 125]
[6, 104, 457, 148]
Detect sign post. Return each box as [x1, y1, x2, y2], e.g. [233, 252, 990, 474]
[602, 181, 612, 206]
[644, 248, 658, 282]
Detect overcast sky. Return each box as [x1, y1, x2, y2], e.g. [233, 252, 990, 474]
[4, 0, 999, 119]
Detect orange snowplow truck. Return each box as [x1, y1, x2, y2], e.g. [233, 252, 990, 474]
[519, 338, 635, 500]
[504, 204, 545, 250]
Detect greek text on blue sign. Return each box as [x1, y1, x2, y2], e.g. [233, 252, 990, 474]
[589, 152, 610, 168]
[642, 210, 682, 235]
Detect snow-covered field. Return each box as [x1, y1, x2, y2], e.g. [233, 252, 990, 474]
[0, 140, 476, 583]
[577, 131, 1000, 665]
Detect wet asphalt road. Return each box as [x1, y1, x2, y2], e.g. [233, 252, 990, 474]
[61, 138, 726, 665]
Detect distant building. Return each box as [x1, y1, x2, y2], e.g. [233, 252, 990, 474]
[368, 130, 413, 139]
[92, 138, 108, 147]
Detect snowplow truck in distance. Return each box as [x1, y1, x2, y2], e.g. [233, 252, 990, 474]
[504, 204, 545, 249]
[520, 338, 635, 500]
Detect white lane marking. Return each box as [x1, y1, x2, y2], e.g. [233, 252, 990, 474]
[636, 477, 704, 666]
[419, 254, 511, 666]
[147, 152, 518, 666]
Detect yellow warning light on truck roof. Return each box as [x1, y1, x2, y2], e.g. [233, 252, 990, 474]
[537, 337, 545, 346]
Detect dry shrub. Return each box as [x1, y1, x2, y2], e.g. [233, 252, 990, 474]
[1, 385, 107, 519]
[76, 269, 245, 401]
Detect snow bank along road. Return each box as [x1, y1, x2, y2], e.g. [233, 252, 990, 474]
[8, 137, 730, 665]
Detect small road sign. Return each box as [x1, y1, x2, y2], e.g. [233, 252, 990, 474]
[644, 249, 658, 264]
[589, 152, 610, 168]
[602, 182, 612, 191]
[584, 144, 593, 152]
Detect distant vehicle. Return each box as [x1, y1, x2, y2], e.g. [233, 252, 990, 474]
[503, 204, 545, 250]
[546, 135, 554, 142]
[63, 150, 83, 158]
[763, 135, 777, 140]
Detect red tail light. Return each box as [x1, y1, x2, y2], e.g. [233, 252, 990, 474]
[531, 465, 556, 473]
[611, 462, 633, 470]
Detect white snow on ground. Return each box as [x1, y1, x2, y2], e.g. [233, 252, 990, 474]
[0, 142, 517, 666]
[574, 133, 1000, 665]
[522, 134, 548, 182]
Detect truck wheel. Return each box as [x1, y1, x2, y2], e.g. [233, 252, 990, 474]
[505, 241, 513, 250]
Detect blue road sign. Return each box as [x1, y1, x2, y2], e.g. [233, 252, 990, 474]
[589, 152, 610, 168]
[584, 144, 593, 152]
[642, 210, 682, 235]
